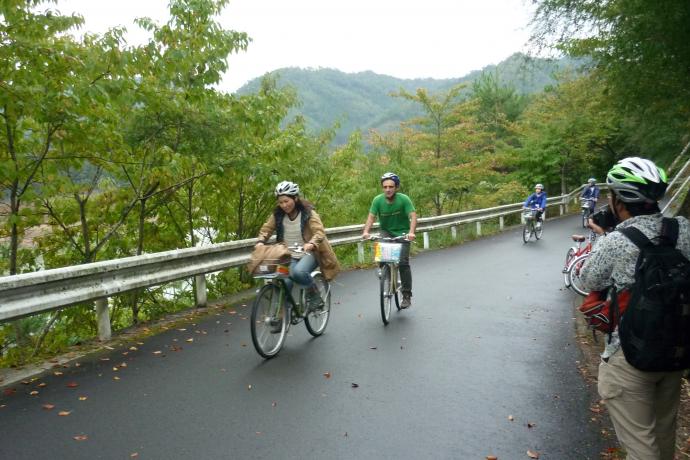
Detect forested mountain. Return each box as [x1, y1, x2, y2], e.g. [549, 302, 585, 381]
[237, 53, 576, 144]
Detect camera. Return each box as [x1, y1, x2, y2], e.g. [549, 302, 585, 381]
[590, 205, 618, 230]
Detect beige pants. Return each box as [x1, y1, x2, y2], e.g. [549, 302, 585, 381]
[598, 350, 684, 459]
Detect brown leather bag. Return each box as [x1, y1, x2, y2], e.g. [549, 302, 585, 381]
[246, 244, 291, 274]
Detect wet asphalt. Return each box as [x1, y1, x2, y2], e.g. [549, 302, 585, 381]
[0, 214, 614, 460]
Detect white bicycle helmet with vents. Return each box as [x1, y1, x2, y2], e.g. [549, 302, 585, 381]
[606, 157, 667, 203]
[380, 172, 400, 187]
[535, 183, 544, 189]
[588, 178, 596, 184]
[274, 180, 300, 197]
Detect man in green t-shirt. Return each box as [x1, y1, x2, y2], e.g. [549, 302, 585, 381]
[362, 172, 417, 308]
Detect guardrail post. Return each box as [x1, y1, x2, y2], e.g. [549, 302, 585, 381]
[451, 226, 457, 240]
[476, 221, 482, 236]
[95, 298, 111, 341]
[423, 232, 429, 249]
[195, 274, 207, 308]
[559, 204, 564, 215]
[499, 216, 504, 230]
[357, 241, 364, 263]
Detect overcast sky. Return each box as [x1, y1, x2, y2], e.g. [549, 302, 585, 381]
[55, 0, 535, 93]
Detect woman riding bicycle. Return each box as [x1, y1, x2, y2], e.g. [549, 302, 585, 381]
[523, 183, 547, 226]
[254, 181, 340, 309]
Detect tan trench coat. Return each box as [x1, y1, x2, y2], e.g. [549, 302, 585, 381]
[257, 208, 340, 281]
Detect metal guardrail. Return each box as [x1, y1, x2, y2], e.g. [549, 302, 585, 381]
[0, 172, 678, 340]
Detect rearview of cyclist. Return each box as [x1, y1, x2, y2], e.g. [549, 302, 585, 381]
[523, 183, 547, 226]
[362, 172, 417, 309]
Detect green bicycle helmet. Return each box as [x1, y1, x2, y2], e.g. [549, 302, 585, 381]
[606, 157, 667, 203]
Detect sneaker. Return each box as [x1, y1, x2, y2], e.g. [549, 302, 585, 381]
[306, 288, 324, 311]
[401, 295, 412, 309]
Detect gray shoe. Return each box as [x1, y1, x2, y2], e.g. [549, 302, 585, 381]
[306, 289, 324, 311]
[401, 295, 412, 309]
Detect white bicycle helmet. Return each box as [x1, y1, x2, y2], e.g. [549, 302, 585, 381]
[274, 180, 300, 197]
[380, 172, 400, 187]
[535, 183, 544, 190]
[588, 178, 596, 184]
[606, 157, 667, 203]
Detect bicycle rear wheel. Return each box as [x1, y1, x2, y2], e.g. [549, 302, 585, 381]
[567, 254, 590, 296]
[535, 221, 543, 240]
[305, 272, 331, 336]
[380, 264, 392, 325]
[250, 284, 287, 358]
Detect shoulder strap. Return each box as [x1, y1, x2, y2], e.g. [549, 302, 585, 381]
[660, 217, 679, 247]
[619, 226, 653, 249]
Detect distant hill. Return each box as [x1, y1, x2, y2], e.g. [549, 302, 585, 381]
[236, 53, 577, 145]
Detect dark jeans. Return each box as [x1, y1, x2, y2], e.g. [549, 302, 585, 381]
[380, 231, 412, 298]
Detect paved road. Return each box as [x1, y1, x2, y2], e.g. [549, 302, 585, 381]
[0, 215, 613, 459]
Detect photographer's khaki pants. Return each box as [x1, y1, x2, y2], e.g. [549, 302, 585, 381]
[598, 350, 684, 459]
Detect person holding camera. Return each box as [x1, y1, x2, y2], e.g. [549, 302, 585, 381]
[581, 157, 690, 459]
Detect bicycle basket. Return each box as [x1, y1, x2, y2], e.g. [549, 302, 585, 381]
[522, 209, 537, 220]
[374, 242, 402, 263]
[252, 259, 290, 276]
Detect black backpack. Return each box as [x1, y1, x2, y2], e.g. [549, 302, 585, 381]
[617, 218, 690, 372]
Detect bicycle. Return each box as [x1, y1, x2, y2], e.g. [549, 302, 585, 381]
[562, 230, 596, 296]
[580, 198, 596, 228]
[366, 235, 408, 325]
[522, 208, 543, 243]
[249, 246, 331, 358]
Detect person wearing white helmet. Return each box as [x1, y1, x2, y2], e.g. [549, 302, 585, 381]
[580, 177, 600, 217]
[255, 181, 340, 310]
[581, 157, 690, 459]
[523, 183, 547, 227]
[362, 172, 417, 308]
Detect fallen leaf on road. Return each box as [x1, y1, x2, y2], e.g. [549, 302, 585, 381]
[508, 415, 514, 421]
[78, 396, 88, 401]
[323, 372, 331, 379]
[247, 384, 252, 390]
[130, 453, 139, 458]
[486, 456, 498, 460]
[369, 346, 377, 350]
[527, 422, 535, 429]
[186, 338, 194, 343]
[272, 402, 277, 407]
[527, 450, 539, 458]
[129, 346, 138, 351]
[37, 382, 47, 388]
[99, 358, 110, 362]
[3, 388, 15, 396]
[73, 435, 88, 441]
[53, 371, 63, 376]
[351, 383, 359, 388]
[66, 382, 78, 388]
[152, 351, 162, 355]
[21, 380, 30, 385]
[113, 376, 120, 381]
[29, 391, 39, 396]
[42, 404, 55, 410]
[58, 411, 71, 416]
[104, 346, 114, 350]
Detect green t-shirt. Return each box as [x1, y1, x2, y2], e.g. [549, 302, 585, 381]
[369, 193, 415, 237]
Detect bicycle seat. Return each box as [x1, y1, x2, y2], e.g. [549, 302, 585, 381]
[571, 234, 586, 242]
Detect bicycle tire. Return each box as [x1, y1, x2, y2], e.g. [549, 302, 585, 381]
[582, 210, 588, 228]
[250, 284, 287, 358]
[393, 265, 402, 311]
[380, 264, 392, 325]
[535, 221, 543, 240]
[305, 272, 331, 336]
[522, 223, 532, 243]
[563, 247, 576, 287]
[567, 253, 590, 296]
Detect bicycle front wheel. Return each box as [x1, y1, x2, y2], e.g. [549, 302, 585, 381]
[305, 272, 331, 336]
[393, 265, 401, 311]
[563, 247, 576, 287]
[567, 254, 590, 296]
[250, 284, 287, 358]
[380, 264, 392, 325]
[582, 210, 588, 228]
[522, 223, 532, 243]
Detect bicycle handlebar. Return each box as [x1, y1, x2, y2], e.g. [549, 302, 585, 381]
[365, 234, 410, 243]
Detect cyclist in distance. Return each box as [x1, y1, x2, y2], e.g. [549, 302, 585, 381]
[362, 172, 417, 309]
[523, 183, 547, 226]
[255, 181, 340, 309]
[581, 177, 600, 213]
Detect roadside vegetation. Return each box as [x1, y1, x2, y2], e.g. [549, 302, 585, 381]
[1, 0, 688, 368]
